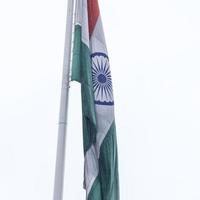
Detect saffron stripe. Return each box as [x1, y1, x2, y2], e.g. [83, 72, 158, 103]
[87, 0, 100, 37]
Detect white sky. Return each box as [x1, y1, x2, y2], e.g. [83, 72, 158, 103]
[0, 0, 200, 199]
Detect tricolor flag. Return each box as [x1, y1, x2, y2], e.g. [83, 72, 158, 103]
[71, 0, 119, 199]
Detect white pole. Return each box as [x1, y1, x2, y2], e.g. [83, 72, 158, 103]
[53, 0, 75, 199]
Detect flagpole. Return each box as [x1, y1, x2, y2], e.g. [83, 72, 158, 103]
[53, 0, 75, 199]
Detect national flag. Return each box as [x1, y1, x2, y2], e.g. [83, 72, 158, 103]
[71, 0, 119, 199]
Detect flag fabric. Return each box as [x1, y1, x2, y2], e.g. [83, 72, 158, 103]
[71, 0, 119, 199]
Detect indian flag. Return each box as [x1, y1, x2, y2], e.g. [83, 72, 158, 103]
[71, 0, 119, 199]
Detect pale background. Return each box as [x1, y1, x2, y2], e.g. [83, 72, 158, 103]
[0, 0, 200, 199]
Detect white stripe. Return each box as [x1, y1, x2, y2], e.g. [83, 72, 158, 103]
[90, 16, 115, 158]
[95, 105, 114, 158]
[75, 0, 82, 25]
[90, 16, 108, 55]
[81, 0, 89, 46]
[84, 145, 99, 197]
[83, 16, 115, 195]
[75, 0, 89, 47]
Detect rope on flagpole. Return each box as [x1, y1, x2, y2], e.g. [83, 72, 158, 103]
[53, 0, 75, 199]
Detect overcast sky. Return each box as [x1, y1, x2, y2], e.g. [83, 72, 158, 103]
[0, 0, 200, 199]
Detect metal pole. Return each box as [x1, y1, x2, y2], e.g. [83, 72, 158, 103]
[53, 0, 75, 199]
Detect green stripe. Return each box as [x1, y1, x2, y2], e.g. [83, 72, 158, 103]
[88, 122, 119, 200]
[72, 25, 97, 154]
